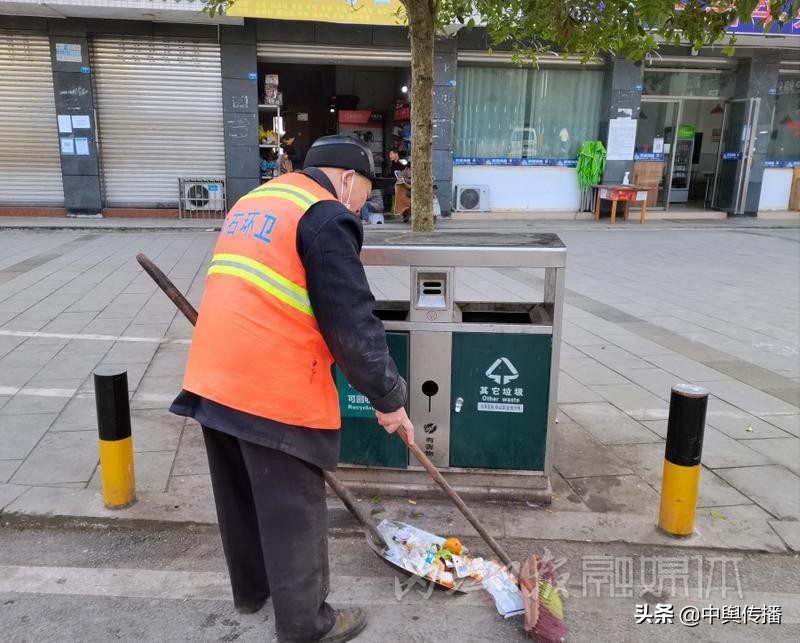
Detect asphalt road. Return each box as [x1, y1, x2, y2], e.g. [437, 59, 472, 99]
[0, 524, 798, 642]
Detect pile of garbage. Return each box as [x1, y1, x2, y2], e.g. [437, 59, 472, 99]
[377, 519, 525, 618]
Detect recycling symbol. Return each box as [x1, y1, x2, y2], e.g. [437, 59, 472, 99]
[485, 357, 519, 385]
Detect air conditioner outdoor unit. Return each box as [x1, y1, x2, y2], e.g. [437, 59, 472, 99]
[184, 181, 225, 211]
[178, 178, 227, 219]
[454, 185, 489, 212]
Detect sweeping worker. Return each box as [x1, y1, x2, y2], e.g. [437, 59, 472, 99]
[170, 135, 414, 643]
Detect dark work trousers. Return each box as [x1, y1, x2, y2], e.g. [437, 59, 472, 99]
[202, 426, 336, 642]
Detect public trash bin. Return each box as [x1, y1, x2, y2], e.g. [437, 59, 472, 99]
[335, 232, 566, 502]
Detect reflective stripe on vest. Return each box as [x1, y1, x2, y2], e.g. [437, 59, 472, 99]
[208, 252, 314, 317]
[238, 183, 321, 208]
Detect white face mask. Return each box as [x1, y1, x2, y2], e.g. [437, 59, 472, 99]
[339, 170, 356, 212]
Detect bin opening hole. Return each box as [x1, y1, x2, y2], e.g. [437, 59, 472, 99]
[421, 380, 439, 397]
[456, 302, 552, 325]
[372, 301, 410, 321]
[421, 380, 439, 412]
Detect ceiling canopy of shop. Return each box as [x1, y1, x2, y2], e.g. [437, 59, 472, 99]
[229, 0, 406, 26]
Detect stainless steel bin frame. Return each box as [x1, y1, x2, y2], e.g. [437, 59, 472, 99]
[336, 232, 566, 502]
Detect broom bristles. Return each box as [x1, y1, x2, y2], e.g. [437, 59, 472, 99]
[532, 558, 567, 643]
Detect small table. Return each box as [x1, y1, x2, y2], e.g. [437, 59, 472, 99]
[593, 184, 650, 224]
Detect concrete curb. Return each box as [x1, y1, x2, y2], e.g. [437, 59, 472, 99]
[1, 485, 795, 554]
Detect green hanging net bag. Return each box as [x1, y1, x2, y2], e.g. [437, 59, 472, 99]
[576, 141, 607, 211]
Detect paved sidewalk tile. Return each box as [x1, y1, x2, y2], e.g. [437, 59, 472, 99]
[50, 396, 97, 432]
[702, 427, 772, 469]
[0, 460, 21, 483]
[549, 470, 590, 512]
[743, 438, 800, 474]
[761, 414, 800, 437]
[695, 469, 754, 508]
[578, 345, 655, 371]
[0, 483, 29, 511]
[589, 383, 670, 421]
[557, 374, 604, 404]
[1, 413, 58, 460]
[0, 392, 72, 416]
[89, 450, 175, 493]
[11, 430, 97, 485]
[705, 398, 795, 440]
[168, 473, 212, 495]
[566, 474, 660, 514]
[559, 357, 628, 386]
[552, 416, 632, 479]
[716, 465, 800, 520]
[644, 353, 734, 383]
[699, 504, 773, 521]
[598, 333, 675, 357]
[703, 379, 800, 416]
[769, 520, 800, 552]
[614, 368, 683, 401]
[641, 420, 668, 439]
[171, 423, 209, 477]
[129, 410, 184, 453]
[561, 402, 662, 445]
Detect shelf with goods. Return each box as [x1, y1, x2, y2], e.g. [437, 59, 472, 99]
[337, 110, 385, 167]
[392, 101, 411, 159]
[259, 74, 285, 181]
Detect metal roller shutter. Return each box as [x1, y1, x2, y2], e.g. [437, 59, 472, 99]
[91, 36, 225, 207]
[257, 42, 410, 65]
[0, 31, 64, 206]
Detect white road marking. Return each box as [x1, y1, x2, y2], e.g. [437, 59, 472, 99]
[1, 564, 798, 623]
[0, 565, 488, 607]
[0, 329, 190, 345]
[0, 386, 77, 398]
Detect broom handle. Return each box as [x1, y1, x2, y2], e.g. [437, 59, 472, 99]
[396, 426, 515, 570]
[135, 253, 388, 550]
[397, 426, 537, 592]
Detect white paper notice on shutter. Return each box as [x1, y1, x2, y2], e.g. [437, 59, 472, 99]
[606, 117, 637, 161]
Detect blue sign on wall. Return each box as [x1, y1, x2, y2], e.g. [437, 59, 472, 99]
[453, 157, 578, 168]
[634, 152, 666, 161]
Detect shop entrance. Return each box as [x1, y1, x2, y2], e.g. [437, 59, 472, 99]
[255, 53, 411, 216]
[634, 97, 728, 212]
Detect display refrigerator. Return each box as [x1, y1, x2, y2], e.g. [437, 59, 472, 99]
[669, 124, 696, 203]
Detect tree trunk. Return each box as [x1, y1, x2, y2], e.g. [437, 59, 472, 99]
[405, 0, 435, 232]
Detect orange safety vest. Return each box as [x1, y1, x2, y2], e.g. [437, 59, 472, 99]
[182, 173, 342, 429]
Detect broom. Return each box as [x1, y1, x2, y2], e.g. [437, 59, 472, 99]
[394, 426, 566, 641]
[521, 555, 566, 642]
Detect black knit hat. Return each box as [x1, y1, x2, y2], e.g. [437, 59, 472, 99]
[303, 135, 375, 178]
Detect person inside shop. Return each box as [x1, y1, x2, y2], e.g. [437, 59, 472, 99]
[382, 148, 408, 214]
[170, 135, 411, 643]
[282, 133, 309, 170]
[385, 147, 406, 176]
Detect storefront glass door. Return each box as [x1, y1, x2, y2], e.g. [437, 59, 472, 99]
[635, 99, 681, 208]
[712, 98, 760, 213]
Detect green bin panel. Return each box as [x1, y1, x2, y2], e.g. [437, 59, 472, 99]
[337, 332, 409, 468]
[449, 332, 551, 470]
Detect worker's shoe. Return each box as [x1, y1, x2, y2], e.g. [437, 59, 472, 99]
[319, 607, 367, 643]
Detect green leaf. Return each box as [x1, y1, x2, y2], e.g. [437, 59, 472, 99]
[371, 495, 382, 504]
[710, 511, 727, 521]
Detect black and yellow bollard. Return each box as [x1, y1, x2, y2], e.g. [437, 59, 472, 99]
[94, 367, 136, 509]
[659, 383, 709, 536]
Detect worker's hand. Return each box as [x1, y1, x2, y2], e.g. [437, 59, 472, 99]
[375, 407, 414, 446]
